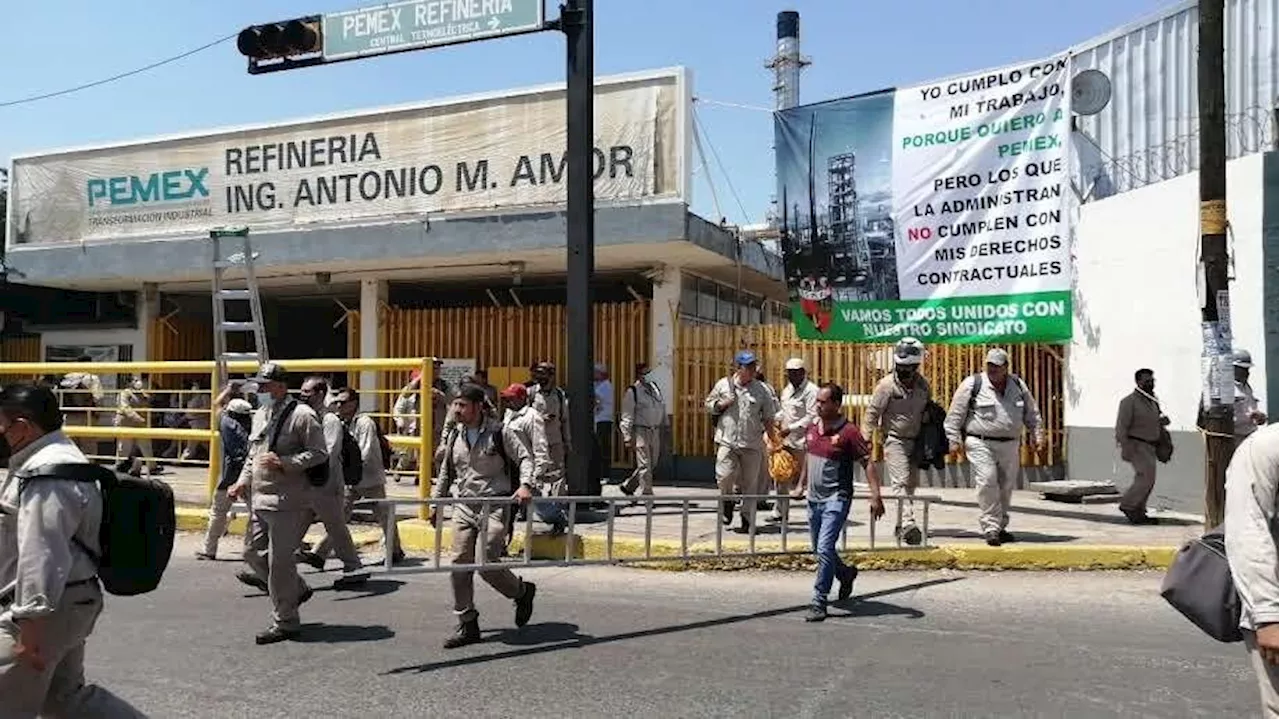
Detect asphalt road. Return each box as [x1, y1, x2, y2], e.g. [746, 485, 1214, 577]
[80, 536, 1259, 718]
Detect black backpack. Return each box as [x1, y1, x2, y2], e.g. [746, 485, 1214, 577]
[340, 426, 364, 487]
[271, 399, 328, 487]
[371, 418, 394, 471]
[22, 463, 176, 597]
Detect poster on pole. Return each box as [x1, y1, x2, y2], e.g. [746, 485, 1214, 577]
[774, 55, 1072, 344]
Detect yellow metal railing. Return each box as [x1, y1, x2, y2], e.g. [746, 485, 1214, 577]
[672, 322, 1066, 466]
[0, 358, 439, 520]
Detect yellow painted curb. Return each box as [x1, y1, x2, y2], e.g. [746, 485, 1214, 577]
[176, 507, 1177, 571]
[176, 507, 384, 548]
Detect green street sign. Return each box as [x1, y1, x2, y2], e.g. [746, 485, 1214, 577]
[323, 0, 545, 61]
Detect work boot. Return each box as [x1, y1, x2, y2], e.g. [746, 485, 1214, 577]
[805, 603, 828, 623]
[735, 514, 753, 534]
[236, 571, 268, 592]
[296, 550, 326, 571]
[333, 570, 371, 589]
[443, 618, 482, 649]
[721, 501, 735, 525]
[837, 565, 858, 601]
[194, 551, 216, 561]
[998, 530, 1016, 544]
[515, 582, 538, 627]
[255, 626, 301, 645]
[899, 525, 923, 546]
[984, 532, 1002, 547]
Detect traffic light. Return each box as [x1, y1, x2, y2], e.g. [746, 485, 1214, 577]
[237, 16, 322, 60]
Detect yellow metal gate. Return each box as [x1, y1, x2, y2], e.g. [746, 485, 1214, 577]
[347, 301, 651, 467]
[672, 322, 1065, 467]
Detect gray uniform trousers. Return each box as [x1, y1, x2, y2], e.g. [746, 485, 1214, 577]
[1244, 629, 1279, 719]
[242, 507, 312, 631]
[622, 427, 660, 495]
[1119, 440, 1158, 514]
[315, 485, 402, 558]
[0, 582, 146, 718]
[883, 435, 920, 530]
[965, 436, 1022, 534]
[450, 506, 525, 623]
[303, 486, 365, 572]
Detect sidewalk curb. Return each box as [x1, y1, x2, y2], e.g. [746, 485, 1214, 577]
[176, 507, 385, 549]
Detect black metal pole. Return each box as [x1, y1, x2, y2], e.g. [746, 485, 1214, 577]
[563, 0, 595, 498]
[1197, 0, 1231, 527]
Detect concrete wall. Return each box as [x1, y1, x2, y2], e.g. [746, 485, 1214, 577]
[1067, 152, 1278, 514]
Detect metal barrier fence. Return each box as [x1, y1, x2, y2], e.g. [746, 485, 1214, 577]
[359, 492, 939, 575]
[0, 357, 440, 518]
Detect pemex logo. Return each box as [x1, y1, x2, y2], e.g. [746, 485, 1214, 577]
[86, 168, 210, 208]
[797, 276, 834, 334]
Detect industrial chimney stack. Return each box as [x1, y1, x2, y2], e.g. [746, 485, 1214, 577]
[768, 10, 809, 110]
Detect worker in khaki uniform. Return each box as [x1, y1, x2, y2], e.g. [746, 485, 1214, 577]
[529, 362, 572, 498]
[618, 361, 666, 498]
[430, 385, 539, 649]
[293, 377, 373, 584]
[58, 357, 103, 458]
[114, 374, 158, 475]
[1233, 349, 1269, 448]
[705, 350, 779, 534]
[311, 387, 403, 565]
[1114, 368, 1169, 524]
[861, 338, 931, 545]
[228, 363, 329, 645]
[0, 383, 146, 717]
[1224, 423, 1279, 719]
[943, 348, 1045, 547]
[769, 357, 818, 523]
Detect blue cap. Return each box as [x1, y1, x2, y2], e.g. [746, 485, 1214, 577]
[734, 350, 758, 366]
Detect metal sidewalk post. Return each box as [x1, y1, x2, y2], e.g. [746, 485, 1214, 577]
[209, 227, 269, 385]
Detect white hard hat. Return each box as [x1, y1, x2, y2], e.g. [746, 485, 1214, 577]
[784, 358, 806, 371]
[893, 337, 925, 366]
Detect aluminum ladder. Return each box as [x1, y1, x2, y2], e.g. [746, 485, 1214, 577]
[209, 227, 268, 386]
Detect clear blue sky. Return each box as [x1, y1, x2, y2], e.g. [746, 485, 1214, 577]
[0, 0, 1171, 225]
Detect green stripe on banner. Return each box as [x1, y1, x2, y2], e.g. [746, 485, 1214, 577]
[791, 290, 1072, 344]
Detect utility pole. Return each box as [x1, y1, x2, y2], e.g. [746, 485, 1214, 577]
[1197, 0, 1232, 527]
[562, 0, 595, 499]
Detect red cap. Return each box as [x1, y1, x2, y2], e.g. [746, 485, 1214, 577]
[500, 383, 527, 400]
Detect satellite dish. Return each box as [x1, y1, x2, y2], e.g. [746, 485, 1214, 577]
[1071, 69, 1112, 116]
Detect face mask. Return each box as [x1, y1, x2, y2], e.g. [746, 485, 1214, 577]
[256, 392, 275, 408]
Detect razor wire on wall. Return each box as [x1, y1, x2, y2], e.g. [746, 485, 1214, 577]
[1074, 106, 1278, 201]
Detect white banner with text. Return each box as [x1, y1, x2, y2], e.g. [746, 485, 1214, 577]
[9, 73, 682, 245]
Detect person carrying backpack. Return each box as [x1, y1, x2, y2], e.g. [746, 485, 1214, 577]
[309, 387, 404, 566]
[0, 382, 146, 716]
[942, 348, 1045, 547]
[430, 384, 540, 649]
[227, 363, 330, 645]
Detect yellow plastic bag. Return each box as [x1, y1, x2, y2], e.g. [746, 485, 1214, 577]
[765, 427, 799, 484]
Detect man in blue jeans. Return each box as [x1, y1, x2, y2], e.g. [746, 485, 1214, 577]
[791, 382, 885, 622]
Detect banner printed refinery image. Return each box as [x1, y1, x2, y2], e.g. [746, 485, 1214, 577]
[774, 55, 1073, 344]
